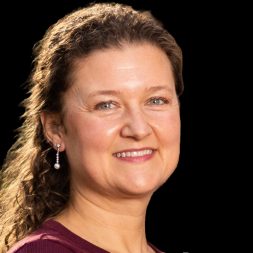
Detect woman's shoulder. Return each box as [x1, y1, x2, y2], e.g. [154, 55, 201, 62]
[7, 220, 76, 253]
[8, 239, 74, 253]
[7, 219, 108, 253]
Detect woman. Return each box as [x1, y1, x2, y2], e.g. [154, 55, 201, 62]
[0, 2, 183, 253]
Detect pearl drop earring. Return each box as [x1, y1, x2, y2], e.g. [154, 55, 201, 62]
[54, 144, 61, 169]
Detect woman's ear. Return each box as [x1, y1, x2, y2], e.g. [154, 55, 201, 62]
[40, 112, 65, 151]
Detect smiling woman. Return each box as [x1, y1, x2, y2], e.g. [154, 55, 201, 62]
[0, 2, 183, 253]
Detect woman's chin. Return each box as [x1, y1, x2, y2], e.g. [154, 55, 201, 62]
[117, 176, 163, 198]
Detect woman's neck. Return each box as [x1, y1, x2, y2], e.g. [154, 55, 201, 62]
[55, 188, 154, 253]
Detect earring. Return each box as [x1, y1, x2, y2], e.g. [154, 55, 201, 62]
[54, 144, 61, 169]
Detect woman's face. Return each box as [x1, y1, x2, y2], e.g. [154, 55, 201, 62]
[61, 43, 180, 199]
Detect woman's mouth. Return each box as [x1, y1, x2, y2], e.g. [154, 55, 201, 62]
[113, 148, 156, 162]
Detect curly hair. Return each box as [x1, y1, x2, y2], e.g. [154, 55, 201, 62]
[0, 2, 183, 252]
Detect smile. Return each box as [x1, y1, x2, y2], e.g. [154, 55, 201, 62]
[113, 149, 154, 158]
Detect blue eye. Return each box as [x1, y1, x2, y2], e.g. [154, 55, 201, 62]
[95, 101, 115, 110]
[147, 97, 169, 105]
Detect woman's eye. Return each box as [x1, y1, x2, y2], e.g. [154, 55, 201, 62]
[147, 97, 169, 105]
[95, 101, 115, 110]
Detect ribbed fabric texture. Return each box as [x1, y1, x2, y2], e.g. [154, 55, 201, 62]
[10, 240, 75, 253]
[7, 220, 164, 253]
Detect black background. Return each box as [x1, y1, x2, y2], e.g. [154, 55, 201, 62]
[0, 0, 249, 252]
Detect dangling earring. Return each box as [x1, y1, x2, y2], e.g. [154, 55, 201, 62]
[54, 144, 61, 169]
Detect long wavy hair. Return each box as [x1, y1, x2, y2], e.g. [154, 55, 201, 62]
[0, 2, 184, 252]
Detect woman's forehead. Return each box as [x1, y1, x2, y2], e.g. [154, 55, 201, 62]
[68, 43, 174, 91]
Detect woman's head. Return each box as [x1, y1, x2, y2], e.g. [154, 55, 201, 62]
[0, 2, 183, 251]
[38, 1, 183, 205]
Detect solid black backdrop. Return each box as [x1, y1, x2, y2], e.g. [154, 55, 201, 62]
[0, 0, 245, 252]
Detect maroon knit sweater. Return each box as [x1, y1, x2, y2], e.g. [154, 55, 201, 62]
[7, 220, 164, 253]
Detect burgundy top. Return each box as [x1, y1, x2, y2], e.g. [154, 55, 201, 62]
[7, 220, 164, 253]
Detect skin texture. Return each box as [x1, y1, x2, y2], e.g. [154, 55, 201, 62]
[42, 43, 180, 253]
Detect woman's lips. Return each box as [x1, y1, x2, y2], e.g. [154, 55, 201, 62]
[113, 148, 156, 162]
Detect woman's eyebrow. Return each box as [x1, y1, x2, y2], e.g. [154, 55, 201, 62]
[87, 85, 173, 98]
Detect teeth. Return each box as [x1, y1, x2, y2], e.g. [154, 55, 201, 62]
[115, 149, 153, 158]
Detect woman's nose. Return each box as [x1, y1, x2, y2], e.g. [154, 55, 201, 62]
[120, 108, 152, 140]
